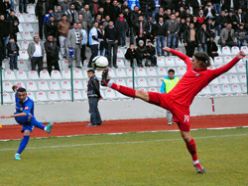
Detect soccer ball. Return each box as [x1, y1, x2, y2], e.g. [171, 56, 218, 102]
[93, 56, 109, 68]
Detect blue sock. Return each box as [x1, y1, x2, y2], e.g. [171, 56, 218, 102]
[17, 136, 30, 154]
[31, 117, 45, 130]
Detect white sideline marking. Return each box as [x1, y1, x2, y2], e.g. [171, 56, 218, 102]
[0, 133, 247, 152]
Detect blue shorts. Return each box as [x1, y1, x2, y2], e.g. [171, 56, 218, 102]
[15, 115, 34, 132]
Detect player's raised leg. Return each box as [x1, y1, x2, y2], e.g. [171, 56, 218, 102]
[180, 130, 205, 174]
[101, 68, 151, 102]
[30, 116, 53, 133]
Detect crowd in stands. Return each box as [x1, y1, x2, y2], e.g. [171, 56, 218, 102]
[0, 0, 248, 72]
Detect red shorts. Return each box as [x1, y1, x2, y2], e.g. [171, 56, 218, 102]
[148, 92, 190, 132]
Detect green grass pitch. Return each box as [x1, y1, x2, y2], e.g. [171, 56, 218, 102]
[0, 128, 248, 186]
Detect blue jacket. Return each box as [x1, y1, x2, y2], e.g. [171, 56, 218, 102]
[127, 0, 140, 10]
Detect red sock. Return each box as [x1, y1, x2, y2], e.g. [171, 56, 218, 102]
[186, 138, 198, 161]
[111, 83, 136, 97]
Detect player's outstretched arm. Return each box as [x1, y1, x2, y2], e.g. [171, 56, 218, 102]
[212, 51, 246, 77]
[163, 47, 191, 67]
[0, 113, 27, 119]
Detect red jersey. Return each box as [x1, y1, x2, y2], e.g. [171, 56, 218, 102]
[168, 49, 241, 107]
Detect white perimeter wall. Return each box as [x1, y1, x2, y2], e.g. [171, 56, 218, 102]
[0, 96, 248, 125]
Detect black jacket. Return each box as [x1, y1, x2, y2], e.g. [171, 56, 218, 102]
[7, 42, 19, 56]
[44, 41, 59, 59]
[0, 20, 10, 37]
[125, 48, 138, 60]
[87, 76, 101, 98]
[105, 26, 119, 41]
[7, 15, 19, 34]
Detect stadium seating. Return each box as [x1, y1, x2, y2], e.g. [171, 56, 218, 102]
[36, 91, 48, 102]
[3, 93, 13, 103]
[49, 81, 61, 90]
[47, 91, 60, 101]
[26, 81, 38, 91]
[1, 20, 248, 106]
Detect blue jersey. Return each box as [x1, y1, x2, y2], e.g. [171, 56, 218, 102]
[15, 94, 34, 118]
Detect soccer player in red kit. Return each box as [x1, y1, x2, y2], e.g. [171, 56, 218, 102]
[101, 47, 246, 173]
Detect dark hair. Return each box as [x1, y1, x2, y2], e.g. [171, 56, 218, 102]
[168, 69, 175, 74]
[17, 87, 27, 93]
[87, 69, 95, 73]
[194, 52, 211, 68]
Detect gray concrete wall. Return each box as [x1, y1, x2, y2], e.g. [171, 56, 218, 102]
[0, 96, 248, 125]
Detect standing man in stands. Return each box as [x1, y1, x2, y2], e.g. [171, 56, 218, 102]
[87, 69, 102, 126]
[44, 35, 60, 74]
[27, 35, 44, 74]
[88, 22, 99, 68]
[160, 69, 179, 125]
[67, 22, 82, 68]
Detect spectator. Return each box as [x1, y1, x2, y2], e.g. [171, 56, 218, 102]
[35, 0, 47, 39]
[154, 16, 167, 56]
[44, 16, 58, 39]
[166, 14, 180, 49]
[145, 40, 157, 66]
[236, 24, 247, 48]
[97, 23, 105, 56]
[44, 35, 60, 74]
[219, 23, 237, 47]
[160, 69, 179, 125]
[103, 0, 115, 21]
[19, 0, 27, 14]
[136, 40, 147, 67]
[65, 4, 78, 26]
[87, 69, 102, 126]
[112, 0, 121, 22]
[183, 22, 197, 57]
[146, 16, 155, 44]
[7, 10, 19, 41]
[105, 20, 119, 68]
[204, 2, 216, 19]
[27, 35, 44, 73]
[67, 22, 82, 68]
[212, 0, 221, 15]
[88, 22, 99, 68]
[0, 14, 10, 58]
[186, 0, 202, 15]
[91, 0, 100, 16]
[78, 23, 87, 67]
[207, 36, 218, 59]
[139, 0, 155, 17]
[134, 15, 147, 46]
[43, 8, 54, 25]
[222, 0, 240, 11]
[129, 6, 140, 43]
[7, 37, 19, 70]
[235, 8, 245, 25]
[54, 5, 63, 22]
[78, 14, 87, 30]
[153, 0, 160, 19]
[3, 0, 11, 17]
[197, 23, 210, 52]
[59, 0, 69, 12]
[58, 15, 70, 59]
[116, 13, 128, 47]
[127, 0, 140, 10]
[125, 43, 139, 67]
[155, 7, 164, 23]
[80, 4, 93, 30]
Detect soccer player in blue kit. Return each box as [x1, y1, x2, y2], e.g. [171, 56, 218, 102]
[0, 86, 53, 160]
